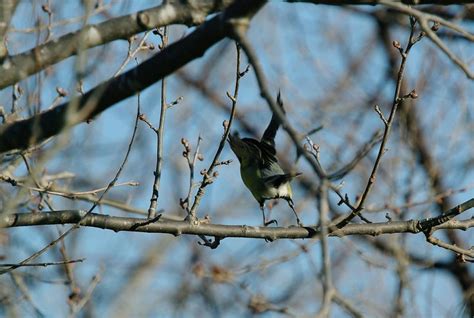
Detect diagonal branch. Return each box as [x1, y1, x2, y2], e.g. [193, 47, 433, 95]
[287, 0, 474, 6]
[0, 1, 236, 89]
[0, 89, 142, 277]
[231, 27, 326, 179]
[379, 0, 474, 79]
[0, 0, 266, 153]
[188, 42, 241, 222]
[335, 16, 419, 229]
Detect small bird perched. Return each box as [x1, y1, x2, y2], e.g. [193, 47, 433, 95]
[228, 92, 302, 227]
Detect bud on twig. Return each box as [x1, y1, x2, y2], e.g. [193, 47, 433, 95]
[56, 87, 68, 97]
[41, 4, 52, 14]
[226, 91, 236, 103]
[431, 22, 440, 32]
[179, 197, 188, 209]
[408, 89, 418, 99]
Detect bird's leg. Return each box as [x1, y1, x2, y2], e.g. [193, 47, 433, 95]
[260, 204, 276, 243]
[260, 203, 277, 227]
[287, 199, 303, 227]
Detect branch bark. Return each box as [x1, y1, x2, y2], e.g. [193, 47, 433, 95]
[0, 0, 265, 153]
[1, 206, 472, 240]
[0, 0, 235, 89]
[288, 0, 474, 5]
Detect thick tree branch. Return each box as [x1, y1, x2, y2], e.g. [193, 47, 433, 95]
[3, 1, 468, 90]
[1, 202, 472, 240]
[0, 0, 235, 89]
[288, 0, 474, 5]
[0, 0, 265, 153]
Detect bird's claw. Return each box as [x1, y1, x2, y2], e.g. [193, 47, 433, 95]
[264, 219, 278, 227]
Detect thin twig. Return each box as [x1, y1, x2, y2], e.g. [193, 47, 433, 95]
[362, 184, 474, 214]
[379, 0, 474, 79]
[231, 25, 326, 182]
[335, 16, 420, 229]
[0, 92, 142, 275]
[0, 176, 173, 217]
[17, 181, 138, 197]
[148, 26, 168, 219]
[333, 290, 364, 318]
[113, 31, 151, 77]
[315, 180, 334, 317]
[0, 258, 85, 268]
[187, 42, 242, 223]
[71, 268, 103, 315]
[180, 136, 202, 215]
[418, 198, 474, 231]
[425, 233, 474, 259]
[10, 272, 45, 317]
[328, 129, 383, 180]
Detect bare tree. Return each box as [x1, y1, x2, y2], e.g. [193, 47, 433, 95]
[0, 1, 473, 317]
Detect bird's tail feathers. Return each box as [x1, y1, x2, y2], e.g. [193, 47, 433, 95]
[262, 90, 286, 146]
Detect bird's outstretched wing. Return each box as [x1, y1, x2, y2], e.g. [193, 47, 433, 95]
[228, 134, 276, 167]
[229, 92, 285, 169]
[241, 138, 277, 168]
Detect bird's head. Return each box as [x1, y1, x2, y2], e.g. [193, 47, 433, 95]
[228, 132, 250, 164]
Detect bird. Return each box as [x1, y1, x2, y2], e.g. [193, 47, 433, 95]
[227, 92, 302, 227]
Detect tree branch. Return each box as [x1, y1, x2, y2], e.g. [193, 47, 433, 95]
[1, 206, 472, 240]
[0, 0, 235, 89]
[0, 0, 265, 153]
[288, 0, 474, 5]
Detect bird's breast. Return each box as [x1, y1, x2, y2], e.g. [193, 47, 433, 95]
[240, 165, 292, 201]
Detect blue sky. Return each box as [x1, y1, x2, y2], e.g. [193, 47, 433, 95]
[2, 1, 473, 316]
